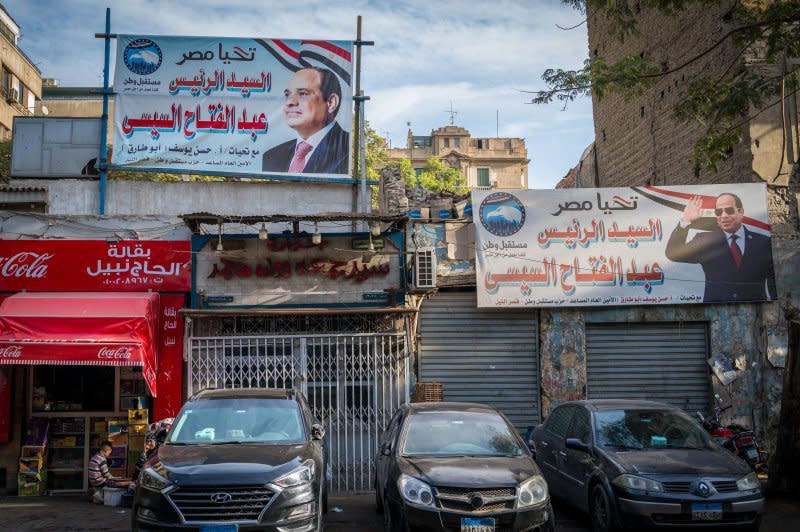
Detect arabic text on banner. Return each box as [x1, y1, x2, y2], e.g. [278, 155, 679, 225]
[112, 36, 353, 179]
[472, 184, 775, 308]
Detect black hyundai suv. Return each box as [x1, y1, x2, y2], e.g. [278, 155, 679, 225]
[132, 388, 327, 532]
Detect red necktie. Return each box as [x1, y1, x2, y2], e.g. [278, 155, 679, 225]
[288, 141, 313, 173]
[729, 234, 742, 268]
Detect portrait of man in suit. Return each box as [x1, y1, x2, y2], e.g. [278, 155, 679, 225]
[262, 67, 349, 175]
[665, 192, 776, 302]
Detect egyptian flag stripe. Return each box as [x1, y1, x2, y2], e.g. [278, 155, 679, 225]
[300, 39, 352, 62]
[299, 50, 352, 86]
[632, 185, 771, 232]
[254, 39, 301, 72]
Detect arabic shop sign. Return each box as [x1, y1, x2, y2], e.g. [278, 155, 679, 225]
[112, 36, 353, 179]
[194, 235, 401, 307]
[472, 184, 776, 308]
[0, 240, 191, 292]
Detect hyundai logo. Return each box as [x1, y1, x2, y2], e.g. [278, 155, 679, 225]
[469, 495, 485, 509]
[210, 492, 233, 504]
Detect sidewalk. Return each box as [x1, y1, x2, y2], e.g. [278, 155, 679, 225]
[0, 492, 797, 531]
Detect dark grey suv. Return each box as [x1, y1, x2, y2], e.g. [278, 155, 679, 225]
[132, 388, 327, 532]
[530, 399, 763, 532]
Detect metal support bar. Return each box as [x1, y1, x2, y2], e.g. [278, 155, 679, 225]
[96, 8, 113, 215]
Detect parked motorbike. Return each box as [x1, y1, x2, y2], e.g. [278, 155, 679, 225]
[696, 395, 766, 472]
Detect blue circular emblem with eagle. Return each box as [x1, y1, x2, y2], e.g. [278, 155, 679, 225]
[123, 38, 163, 75]
[479, 192, 526, 236]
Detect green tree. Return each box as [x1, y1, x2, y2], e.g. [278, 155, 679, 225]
[415, 157, 468, 194]
[529, 0, 800, 170]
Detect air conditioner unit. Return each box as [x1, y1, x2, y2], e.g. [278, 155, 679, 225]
[415, 248, 437, 289]
[6, 88, 18, 103]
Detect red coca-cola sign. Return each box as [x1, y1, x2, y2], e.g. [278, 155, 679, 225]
[0, 240, 190, 292]
[97, 346, 134, 360]
[0, 346, 22, 359]
[0, 252, 53, 279]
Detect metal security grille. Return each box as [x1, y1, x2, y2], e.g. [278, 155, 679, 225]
[418, 292, 541, 431]
[586, 322, 710, 414]
[188, 332, 409, 493]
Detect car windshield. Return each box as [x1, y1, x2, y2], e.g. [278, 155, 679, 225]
[168, 398, 306, 444]
[401, 411, 524, 457]
[595, 408, 710, 450]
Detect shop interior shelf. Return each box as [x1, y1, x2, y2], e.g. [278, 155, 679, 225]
[48, 468, 84, 472]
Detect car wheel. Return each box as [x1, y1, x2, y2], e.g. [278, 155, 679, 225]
[383, 496, 409, 532]
[130, 506, 140, 532]
[315, 483, 325, 532]
[374, 474, 384, 514]
[590, 484, 618, 532]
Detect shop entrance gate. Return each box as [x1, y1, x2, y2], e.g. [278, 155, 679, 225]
[187, 333, 410, 492]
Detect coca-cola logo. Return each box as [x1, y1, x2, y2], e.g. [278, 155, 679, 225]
[0, 346, 22, 358]
[97, 346, 134, 360]
[0, 252, 53, 279]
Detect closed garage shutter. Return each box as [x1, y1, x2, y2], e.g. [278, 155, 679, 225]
[419, 292, 540, 429]
[586, 322, 710, 414]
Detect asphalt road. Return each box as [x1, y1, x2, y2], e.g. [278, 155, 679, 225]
[2, 493, 799, 531]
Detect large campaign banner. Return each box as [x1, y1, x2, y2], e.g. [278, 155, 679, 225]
[473, 184, 776, 308]
[112, 36, 353, 178]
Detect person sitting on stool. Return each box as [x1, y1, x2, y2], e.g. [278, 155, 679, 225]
[88, 440, 131, 503]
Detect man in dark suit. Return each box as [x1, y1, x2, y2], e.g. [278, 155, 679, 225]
[262, 67, 349, 175]
[665, 192, 776, 302]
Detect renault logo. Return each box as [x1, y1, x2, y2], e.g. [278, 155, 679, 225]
[693, 481, 714, 498]
[210, 492, 232, 504]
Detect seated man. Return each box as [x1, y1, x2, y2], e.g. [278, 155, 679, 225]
[88, 440, 131, 503]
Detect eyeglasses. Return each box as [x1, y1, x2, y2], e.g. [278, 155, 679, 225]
[714, 207, 739, 216]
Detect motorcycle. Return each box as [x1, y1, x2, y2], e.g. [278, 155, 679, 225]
[133, 418, 174, 479]
[696, 395, 765, 472]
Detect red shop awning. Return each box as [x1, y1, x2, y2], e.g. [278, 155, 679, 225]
[0, 292, 160, 396]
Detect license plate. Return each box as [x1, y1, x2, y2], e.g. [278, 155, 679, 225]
[691, 503, 722, 521]
[200, 526, 239, 532]
[461, 517, 495, 532]
[746, 448, 759, 459]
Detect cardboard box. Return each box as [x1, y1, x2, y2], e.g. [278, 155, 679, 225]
[128, 409, 149, 425]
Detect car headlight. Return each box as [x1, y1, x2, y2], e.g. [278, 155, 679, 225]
[140, 467, 172, 491]
[275, 459, 315, 488]
[517, 475, 548, 508]
[398, 474, 434, 507]
[612, 474, 664, 493]
[737, 472, 760, 491]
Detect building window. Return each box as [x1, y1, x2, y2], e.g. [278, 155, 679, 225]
[444, 138, 450, 148]
[414, 168, 424, 177]
[454, 137, 460, 148]
[477, 168, 490, 187]
[477, 139, 487, 149]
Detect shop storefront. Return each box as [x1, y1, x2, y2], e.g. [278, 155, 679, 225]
[184, 215, 411, 492]
[0, 239, 190, 493]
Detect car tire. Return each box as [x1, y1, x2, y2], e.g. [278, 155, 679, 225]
[315, 482, 325, 532]
[383, 496, 408, 532]
[374, 474, 384, 514]
[590, 484, 618, 532]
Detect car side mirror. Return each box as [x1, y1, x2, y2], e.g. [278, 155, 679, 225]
[311, 423, 326, 441]
[380, 441, 392, 456]
[565, 438, 590, 454]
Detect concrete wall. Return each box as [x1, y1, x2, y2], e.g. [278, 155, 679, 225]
[10, 178, 355, 217]
[552, 1, 800, 456]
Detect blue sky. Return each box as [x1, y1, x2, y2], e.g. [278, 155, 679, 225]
[5, 0, 594, 188]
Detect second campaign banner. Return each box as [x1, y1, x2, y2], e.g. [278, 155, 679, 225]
[472, 184, 776, 308]
[112, 36, 353, 179]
